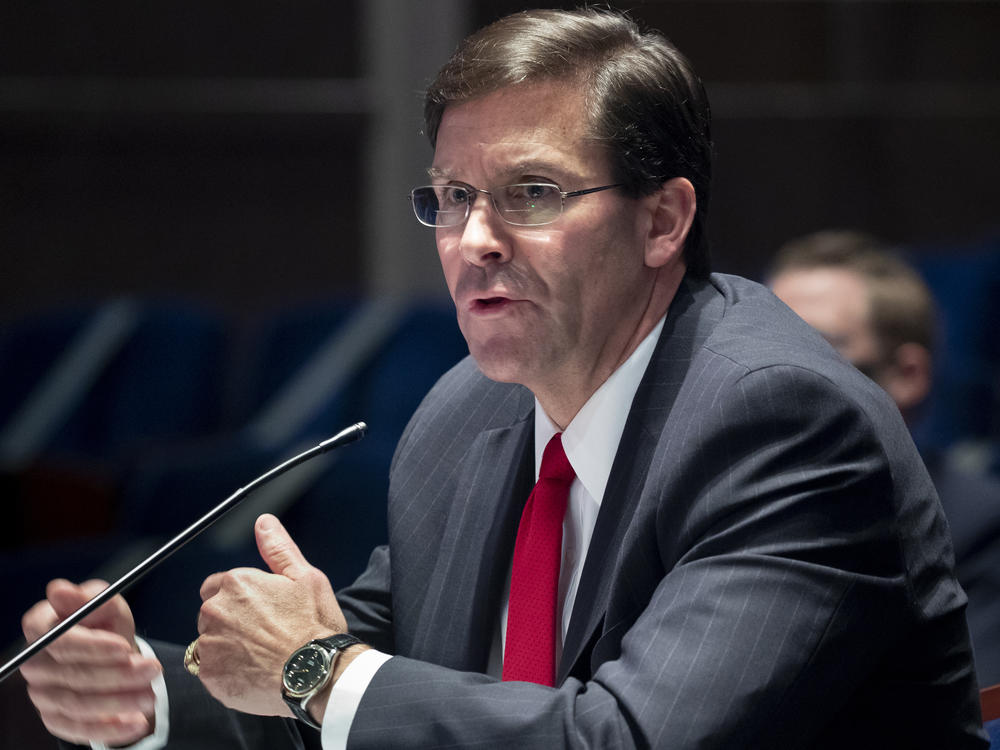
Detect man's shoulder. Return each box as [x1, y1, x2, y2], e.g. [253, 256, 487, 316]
[676, 273, 902, 433]
[701, 273, 845, 374]
[400, 355, 533, 440]
[387, 355, 534, 491]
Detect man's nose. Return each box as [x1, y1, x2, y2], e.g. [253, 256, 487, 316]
[459, 198, 512, 266]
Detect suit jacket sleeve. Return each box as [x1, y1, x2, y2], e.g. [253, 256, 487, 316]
[337, 544, 395, 653]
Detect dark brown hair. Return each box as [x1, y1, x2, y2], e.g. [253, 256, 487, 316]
[424, 7, 713, 278]
[771, 230, 937, 357]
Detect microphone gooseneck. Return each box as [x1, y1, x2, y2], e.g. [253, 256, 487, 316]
[0, 422, 367, 684]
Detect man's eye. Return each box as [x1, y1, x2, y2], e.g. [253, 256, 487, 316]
[507, 184, 557, 204]
[442, 187, 470, 206]
[525, 184, 555, 201]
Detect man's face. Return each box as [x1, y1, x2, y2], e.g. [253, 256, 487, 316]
[770, 267, 885, 376]
[431, 82, 659, 400]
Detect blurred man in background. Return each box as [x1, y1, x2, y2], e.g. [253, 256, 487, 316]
[770, 229, 1000, 686]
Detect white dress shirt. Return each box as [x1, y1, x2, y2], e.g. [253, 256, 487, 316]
[118, 316, 665, 750]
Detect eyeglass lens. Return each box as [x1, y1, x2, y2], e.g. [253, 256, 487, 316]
[411, 184, 563, 227]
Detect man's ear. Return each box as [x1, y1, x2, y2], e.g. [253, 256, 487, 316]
[644, 177, 696, 269]
[881, 342, 933, 418]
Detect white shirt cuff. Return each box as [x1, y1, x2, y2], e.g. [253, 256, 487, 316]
[90, 636, 169, 750]
[321, 649, 392, 750]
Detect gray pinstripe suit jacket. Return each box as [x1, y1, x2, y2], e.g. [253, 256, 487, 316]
[88, 273, 987, 749]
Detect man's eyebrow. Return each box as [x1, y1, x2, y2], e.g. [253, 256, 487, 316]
[427, 161, 573, 182]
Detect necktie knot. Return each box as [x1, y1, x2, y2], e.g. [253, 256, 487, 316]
[539, 433, 575, 485]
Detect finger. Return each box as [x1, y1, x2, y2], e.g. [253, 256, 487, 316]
[200, 571, 223, 602]
[197, 569, 263, 631]
[34, 705, 151, 747]
[22, 597, 60, 643]
[255, 513, 311, 581]
[46, 578, 107, 620]
[27, 681, 155, 720]
[199, 566, 272, 613]
[22, 649, 161, 691]
[23, 600, 133, 676]
[37, 624, 133, 664]
[36, 579, 138, 660]
[46, 578, 134, 636]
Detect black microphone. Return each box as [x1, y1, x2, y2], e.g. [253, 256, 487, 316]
[0, 421, 367, 684]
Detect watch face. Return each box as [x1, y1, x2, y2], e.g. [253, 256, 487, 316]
[283, 645, 330, 697]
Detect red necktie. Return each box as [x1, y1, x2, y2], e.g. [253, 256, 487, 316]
[502, 432, 576, 686]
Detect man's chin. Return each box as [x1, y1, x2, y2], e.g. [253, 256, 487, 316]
[471, 358, 524, 385]
[467, 342, 534, 386]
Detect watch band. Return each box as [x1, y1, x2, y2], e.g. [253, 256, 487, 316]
[283, 633, 362, 731]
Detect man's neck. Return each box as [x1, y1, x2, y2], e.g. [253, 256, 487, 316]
[534, 265, 684, 428]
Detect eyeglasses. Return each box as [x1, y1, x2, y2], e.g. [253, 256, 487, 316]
[409, 182, 622, 228]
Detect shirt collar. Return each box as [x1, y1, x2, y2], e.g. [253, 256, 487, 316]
[534, 315, 666, 502]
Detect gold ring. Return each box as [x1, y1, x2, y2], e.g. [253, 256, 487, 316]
[183, 637, 201, 677]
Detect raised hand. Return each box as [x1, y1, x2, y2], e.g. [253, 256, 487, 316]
[195, 513, 352, 716]
[20, 579, 161, 746]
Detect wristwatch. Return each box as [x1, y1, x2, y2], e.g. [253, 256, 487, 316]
[281, 633, 362, 730]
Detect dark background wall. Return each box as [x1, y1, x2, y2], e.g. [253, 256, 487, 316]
[2, 1, 998, 321]
[1, 1, 370, 322]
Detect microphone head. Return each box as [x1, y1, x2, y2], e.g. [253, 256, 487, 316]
[320, 422, 367, 451]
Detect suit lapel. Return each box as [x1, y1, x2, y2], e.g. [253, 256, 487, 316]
[412, 414, 534, 672]
[558, 278, 726, 683]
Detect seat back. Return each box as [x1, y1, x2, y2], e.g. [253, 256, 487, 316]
[984, 683, 1000, 748]
[984, 683, 1000, 722]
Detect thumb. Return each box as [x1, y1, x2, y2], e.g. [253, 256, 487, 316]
[46, 578, 108, 620]
[45, 578, 134, 642]
[256, 513, 311, 581]
[45, 578, 135, 648]
[45, 578, 98, 620]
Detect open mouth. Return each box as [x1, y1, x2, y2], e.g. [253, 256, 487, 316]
[478, 297, 508, 307]
[468, 295, 517, 313]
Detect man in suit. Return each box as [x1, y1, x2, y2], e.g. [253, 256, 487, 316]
[19, 8, 988, 748]
[768, 230, 1000, 686]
